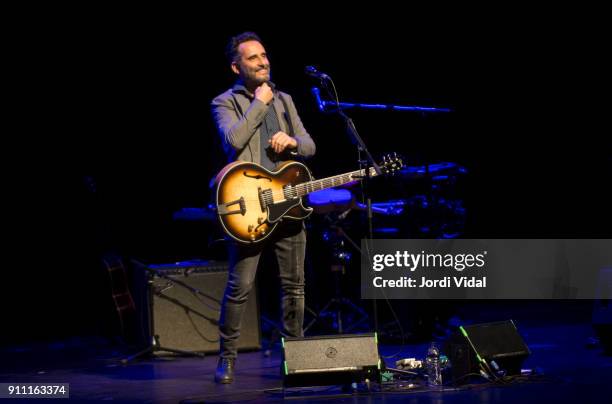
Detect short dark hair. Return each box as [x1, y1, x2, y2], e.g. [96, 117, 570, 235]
[225, 31, 263, 64]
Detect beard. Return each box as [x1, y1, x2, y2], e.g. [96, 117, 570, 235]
[247, 67, 270, 85]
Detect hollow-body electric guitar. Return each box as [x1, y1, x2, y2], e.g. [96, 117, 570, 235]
[215, 155, 402, 243]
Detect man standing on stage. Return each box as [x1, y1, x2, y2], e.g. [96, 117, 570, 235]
[211, 32, 316, 384]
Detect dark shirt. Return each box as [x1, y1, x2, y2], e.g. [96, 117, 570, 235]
[232, 82, 281, 170]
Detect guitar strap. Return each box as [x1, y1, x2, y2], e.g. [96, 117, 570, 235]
[278, 93, 295, 137]
[230, 93, 254, 162]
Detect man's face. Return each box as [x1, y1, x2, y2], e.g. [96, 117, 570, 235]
[231, 40, 270, 85]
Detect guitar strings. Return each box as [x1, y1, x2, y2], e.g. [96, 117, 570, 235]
[234, 175, 360, 204]
[227, 168, 377, 204]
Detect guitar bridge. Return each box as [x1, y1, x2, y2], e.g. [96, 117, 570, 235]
[218, 196, 246, 216]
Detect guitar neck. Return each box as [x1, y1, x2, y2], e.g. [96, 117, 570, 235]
[295, 166, 378, 197]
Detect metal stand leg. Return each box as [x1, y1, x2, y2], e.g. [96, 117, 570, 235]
[304, 269, 368, 334]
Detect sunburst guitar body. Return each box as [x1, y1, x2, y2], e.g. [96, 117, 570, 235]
[215, 161, 313, 243]
[215, 155, 402, 243]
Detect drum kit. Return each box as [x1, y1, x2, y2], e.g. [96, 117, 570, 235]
[306, 161, 467, 238]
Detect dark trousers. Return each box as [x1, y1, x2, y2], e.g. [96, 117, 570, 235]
[218, 221, 306, 359]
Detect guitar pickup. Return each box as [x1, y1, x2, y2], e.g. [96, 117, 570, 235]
[218, 197, 246, 216]
[258, 187, 273, 212]
[282, 184, 298, 200]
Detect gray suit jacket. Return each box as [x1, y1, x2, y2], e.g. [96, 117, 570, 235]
[211, 85, 316, 165]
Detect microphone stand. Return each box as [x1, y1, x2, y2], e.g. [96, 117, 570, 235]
[315, 74, 381, 337]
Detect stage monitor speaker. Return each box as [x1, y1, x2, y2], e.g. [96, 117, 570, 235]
[444, 320, 530, 383]
[147, 260, 261, 353]
[282, 333, 381, 387]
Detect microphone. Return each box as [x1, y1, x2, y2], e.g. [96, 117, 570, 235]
[305, 66, 329, 80]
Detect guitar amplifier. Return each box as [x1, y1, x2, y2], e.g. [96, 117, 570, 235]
[138, 260, 261, 353]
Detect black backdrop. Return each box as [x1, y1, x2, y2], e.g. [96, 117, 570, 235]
[7, 10, 611, 344]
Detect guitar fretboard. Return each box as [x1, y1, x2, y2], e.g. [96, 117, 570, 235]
[295, 167, 378, 197]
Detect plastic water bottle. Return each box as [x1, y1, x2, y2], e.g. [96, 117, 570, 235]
[425, 342, 442, 386]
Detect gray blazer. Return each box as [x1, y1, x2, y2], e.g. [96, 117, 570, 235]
[211, 85, 316, 165]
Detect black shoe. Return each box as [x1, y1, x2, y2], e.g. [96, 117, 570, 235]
[215, 358, 235, 384]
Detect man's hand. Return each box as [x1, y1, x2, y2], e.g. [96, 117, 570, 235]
[255, 82, 274, 104]
[269, 131, 297, 154]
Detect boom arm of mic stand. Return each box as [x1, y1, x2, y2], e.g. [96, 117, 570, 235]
[311, 87, 452, 113]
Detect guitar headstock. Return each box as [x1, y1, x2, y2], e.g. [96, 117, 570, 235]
[379, 153, 404, 175]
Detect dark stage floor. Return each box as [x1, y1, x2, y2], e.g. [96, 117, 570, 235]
[1, 322, 610, 403]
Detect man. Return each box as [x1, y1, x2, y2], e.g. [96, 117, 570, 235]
[211, 32, 316, 384]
